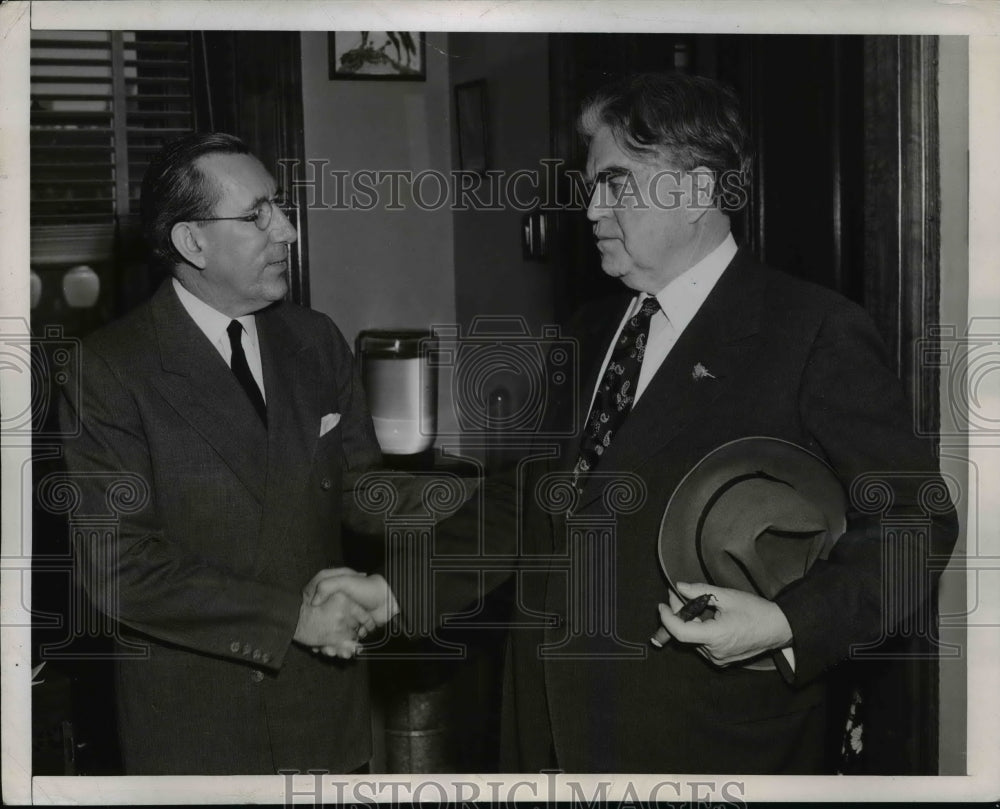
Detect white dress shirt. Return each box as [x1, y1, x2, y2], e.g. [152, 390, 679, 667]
[588, 232, 737, 412]
[172, 278, 266, 401]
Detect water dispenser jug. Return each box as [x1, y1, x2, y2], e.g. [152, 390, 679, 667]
[357, 329, 438, 456]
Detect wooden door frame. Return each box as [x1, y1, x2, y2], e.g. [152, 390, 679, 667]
[863, 35, 940, 435]
[857, 34, 943, 775]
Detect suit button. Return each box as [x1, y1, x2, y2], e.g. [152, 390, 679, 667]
[261, 653, 271, 664]
[251, 669, 264, 683]
[252, 649, 262, 661]
[230, 641, 241, 653]
[320, 478, 332, 491]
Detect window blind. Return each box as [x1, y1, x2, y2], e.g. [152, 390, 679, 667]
[30, 31, 197, 263]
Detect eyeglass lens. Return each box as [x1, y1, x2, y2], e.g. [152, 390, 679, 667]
[255, 199, 291, 230]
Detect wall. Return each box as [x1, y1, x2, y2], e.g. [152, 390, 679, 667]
[300, 31, 459, 443]
[299, 33, 552, 453]
[448, 33, 555, 441]
[299, 32, 455, 347]
[936, 35, 969, 776]
[449, 33, 553, 336]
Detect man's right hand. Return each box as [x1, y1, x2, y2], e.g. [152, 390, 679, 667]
[292, 589, 377, 659]
[304, 568, 399, 627]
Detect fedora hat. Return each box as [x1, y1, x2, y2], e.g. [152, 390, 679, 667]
[658, 436, 847, 604]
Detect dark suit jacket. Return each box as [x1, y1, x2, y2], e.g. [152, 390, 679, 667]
[500, 249, 958, 773]
[60, 280, 519, 774]
[59, 281, 392, 774]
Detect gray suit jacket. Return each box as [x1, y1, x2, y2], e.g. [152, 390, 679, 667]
[60, 280, 383, 774]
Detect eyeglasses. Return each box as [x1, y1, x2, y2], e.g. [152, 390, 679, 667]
[188, 196, 293, 232]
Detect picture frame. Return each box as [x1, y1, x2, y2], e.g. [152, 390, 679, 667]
[328, 32, 426, 80]
[455, 79, 489, 174]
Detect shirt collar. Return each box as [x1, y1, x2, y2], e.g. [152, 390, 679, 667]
[644, 232, 738, 332]
[172, 278, 259, 350]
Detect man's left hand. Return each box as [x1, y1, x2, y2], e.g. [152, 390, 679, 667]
[303, 568, 399, 656]
[651, 581, 793, 667]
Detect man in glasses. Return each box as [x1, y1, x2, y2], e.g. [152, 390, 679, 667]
[57, 132, 438, 774]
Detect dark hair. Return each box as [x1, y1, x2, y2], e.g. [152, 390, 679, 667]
[140, 131, 251, 270]
[578, 72, 751, 202]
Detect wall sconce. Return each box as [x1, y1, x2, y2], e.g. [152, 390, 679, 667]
[62, 265, 100, 308]
[30, 271, 43, 309]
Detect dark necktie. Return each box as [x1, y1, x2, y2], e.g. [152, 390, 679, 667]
[226, 320, 267, 425]
[573, 296, 661, 486]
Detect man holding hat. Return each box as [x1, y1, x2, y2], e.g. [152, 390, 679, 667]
[499, 72, 958, 773]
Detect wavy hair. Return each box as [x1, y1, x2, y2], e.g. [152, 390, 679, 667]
[578, 72, 752, 204]
[140, 131, 250, 271]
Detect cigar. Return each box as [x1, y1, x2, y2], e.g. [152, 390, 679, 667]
[676, 592, 715, 622]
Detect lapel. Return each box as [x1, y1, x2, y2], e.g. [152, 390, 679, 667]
[150, 281, 269, 502]
[575, 249, 766, 511]
[149, 282, 323, 564]
[253, 304, 323, 569]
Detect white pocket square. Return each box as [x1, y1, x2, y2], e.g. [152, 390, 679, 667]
[319, 412, 341, 437]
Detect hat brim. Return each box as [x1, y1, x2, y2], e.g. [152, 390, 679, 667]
[658, 437, 846, 590]
[657, 437, 847, 670]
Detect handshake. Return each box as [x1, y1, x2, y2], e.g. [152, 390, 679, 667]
[292, 568, 400, 659]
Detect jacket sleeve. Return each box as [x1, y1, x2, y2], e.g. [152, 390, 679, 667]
[342, 457, 520, 636]
[773, 300, 959, 685]
[59, 344, 302, 671]
[379, 469, 520, 636]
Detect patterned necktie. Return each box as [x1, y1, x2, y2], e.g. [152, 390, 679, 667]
[227, 320, 267, 425]
[573, 296, 660, 486]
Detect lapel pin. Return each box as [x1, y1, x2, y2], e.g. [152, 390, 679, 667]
[692, 362, 716, 381]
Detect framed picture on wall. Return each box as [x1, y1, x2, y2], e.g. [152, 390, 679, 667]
[455, 79, 489, 174]
[328, 32, 426, 80]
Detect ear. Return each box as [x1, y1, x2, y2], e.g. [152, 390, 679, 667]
[170, 221, 208, 270]
[686, 166, 717, 224]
